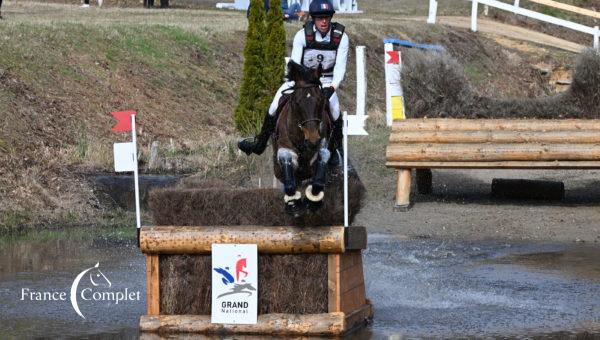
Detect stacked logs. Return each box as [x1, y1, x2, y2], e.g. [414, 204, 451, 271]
[386, 119, 600, 167]
[386, 118, 600, 208]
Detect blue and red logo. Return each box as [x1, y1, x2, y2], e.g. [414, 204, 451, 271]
[214, 255, 256, 298]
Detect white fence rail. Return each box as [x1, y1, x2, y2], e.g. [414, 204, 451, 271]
[217, 0, 360, 13]
[428, 0, 600, 49]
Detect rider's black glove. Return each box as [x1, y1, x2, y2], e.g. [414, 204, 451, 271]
[322, 86, 335, 100]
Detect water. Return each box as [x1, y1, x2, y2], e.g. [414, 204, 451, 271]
[0, 230, 599, 338]
[0, 232, 145, 338]
[361, 235, 600, 338]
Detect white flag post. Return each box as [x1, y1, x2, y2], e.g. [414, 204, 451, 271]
[343, 46, 369, 227]
[111, 110, 141, 245]
[343, 111, 349, 227]
[131, 114, 142, 241]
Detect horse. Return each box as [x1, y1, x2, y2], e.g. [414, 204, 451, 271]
[272, 61, 334, 217]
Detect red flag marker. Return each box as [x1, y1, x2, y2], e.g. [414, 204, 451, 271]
[111, 111, 137, 132]
[386, 51, 400, 64]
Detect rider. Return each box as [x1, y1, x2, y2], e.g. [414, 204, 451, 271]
[238, 0, 349, 163]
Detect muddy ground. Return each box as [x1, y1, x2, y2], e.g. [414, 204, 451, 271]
[355, 168, 600, 243]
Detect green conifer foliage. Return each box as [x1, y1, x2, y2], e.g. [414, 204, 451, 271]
[264, 0, 287, 95]
[234, 0, 268, 134]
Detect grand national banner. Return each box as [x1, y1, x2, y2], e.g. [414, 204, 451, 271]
[211, 244, 258, 324]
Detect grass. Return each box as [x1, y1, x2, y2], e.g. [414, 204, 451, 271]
[349, 127, 394, 201]
[0, 21, 213, 89]
[0, 210, 31, 235]
[464, 62, 488, 86]
[0, 223, 137, 246]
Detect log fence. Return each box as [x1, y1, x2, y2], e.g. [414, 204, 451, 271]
[386, 118, 600, 208]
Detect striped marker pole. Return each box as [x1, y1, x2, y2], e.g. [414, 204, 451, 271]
[384, 43, 405, 126]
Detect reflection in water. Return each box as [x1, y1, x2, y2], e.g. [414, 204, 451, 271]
[1, 231, 599, 338]
[488, 247, 600, 283]
[0, 239, 93, 278]
[0, 229, 145, 338]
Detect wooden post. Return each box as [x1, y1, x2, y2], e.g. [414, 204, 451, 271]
[328, 251, 367, 313]
[395, 169, 412, 210]
[416, 169, 433, 195]
[328, 254, 341, 312]
[146, 255, 160, 315]
[339, 251, 366, 313]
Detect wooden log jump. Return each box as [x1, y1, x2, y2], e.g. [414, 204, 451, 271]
[139, 225, 372, 336]
[386, 118, 600, 208]
[390, 119, 600, 131]
[140, 226, 346, 254]
[387, 143, 600, 162]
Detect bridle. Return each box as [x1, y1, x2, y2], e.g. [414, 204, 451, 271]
[298, 118, 322, 129]
[284, 83, 327, 130]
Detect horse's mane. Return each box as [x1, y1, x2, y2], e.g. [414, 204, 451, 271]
[287, 60, 322, 85]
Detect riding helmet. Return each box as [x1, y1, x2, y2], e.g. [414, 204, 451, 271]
[309, 0, 335, 17]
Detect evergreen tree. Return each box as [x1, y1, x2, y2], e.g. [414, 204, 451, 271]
[234, 0, 268, 134]
[264, 0, 287, 95]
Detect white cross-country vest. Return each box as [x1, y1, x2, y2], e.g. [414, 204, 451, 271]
[302, 21, 345, 79]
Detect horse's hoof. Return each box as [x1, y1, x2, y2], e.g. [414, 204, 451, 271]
[285, 199, 306, 218]
[305, 198, 323, 212]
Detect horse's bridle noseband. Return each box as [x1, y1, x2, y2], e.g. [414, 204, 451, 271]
[298, 118, 321, 129]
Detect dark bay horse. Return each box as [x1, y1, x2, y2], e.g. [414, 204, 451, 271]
[272, 61, 333, 217]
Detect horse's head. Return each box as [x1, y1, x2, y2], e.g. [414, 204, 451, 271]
[287, 60, 322, 86]
[287, 61, 328, 148]
[88, 263, 111, 288]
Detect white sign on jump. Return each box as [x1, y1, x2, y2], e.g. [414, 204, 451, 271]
[384, 43, 405, 126]
[211, 244, 258, 325]
[113, 142, 136, 172]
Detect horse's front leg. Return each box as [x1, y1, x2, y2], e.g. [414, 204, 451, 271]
[278, 148, 305, 217]
[306, 142, 330, 211]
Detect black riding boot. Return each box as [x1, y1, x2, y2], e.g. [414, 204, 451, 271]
[329, 117, 344, 167]
[238, 111, 276, 156]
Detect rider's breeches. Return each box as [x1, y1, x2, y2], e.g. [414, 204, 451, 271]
[268, 81, 341, 121]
